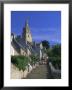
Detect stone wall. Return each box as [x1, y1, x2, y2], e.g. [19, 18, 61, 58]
[49, 62, 61, 79]
[11, 63, 32, 79]
[20, 48, 27, 56]
[11, 63, 38, 79]
[11, 44, 20, 56]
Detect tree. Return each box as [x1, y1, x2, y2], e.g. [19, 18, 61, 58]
[42, 40, 50, 49]
[48, 44, 61, 69]
[46, 48, 53, 57]
[52, 44, 61, 57]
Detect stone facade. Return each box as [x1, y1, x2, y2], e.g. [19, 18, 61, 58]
[11, 36, 20, 56]
[22, 19, 32, 44]
[11, 19, 45, 60]
[11, 44, 19, 56]
[20, 48, 27, 56]
[11, 19, 48, 79]
[11, 63, 33, 79]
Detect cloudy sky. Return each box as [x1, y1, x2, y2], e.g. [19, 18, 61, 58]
[11, 11, 61, 45]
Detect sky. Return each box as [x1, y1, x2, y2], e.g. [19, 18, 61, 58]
[11, 11, 61, 45]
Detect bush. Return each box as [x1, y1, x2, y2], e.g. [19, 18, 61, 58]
[30, 55, 39, 65]
[46, 48, 53, 57]
[52, 44, 61, 57]
[11, 56, 30, 71]
[46, 44, 61, 70]
[49, 57, 61, 69]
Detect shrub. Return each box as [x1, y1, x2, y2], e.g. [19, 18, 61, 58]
[46, 48, 53, 57]
[49, 57, 61, 69]
[30, 55, 39, 65]
[11, 56, 30, 71]
[47, 44, 61, 70]
[52, 44, 61, 57]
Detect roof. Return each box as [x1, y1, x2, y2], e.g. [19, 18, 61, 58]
[11, 35, 44, 56]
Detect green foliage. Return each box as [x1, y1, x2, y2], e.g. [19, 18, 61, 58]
[42, 40, 50, 49]
[47, 44, 61, 57]
[52, 44, 61, 57]
[46, 44, 61, 69]
[49, 57, 61, 69]
[11, 56, 30, 71]
[30, 55, 39, 65]
[46, 48, 53, 57]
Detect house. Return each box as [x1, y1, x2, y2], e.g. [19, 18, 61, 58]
[11, 19, 47, 60]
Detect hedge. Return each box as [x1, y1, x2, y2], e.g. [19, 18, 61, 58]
[11, 56, 30, 71]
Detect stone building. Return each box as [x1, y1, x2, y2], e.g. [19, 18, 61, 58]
[22, 19, 32, 44]
[11, 19, 46, 60]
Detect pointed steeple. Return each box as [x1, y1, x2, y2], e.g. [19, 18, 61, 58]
[25, 18, 30, 33]
[22, 18, 32, 43]
[25, 18, 28, 27]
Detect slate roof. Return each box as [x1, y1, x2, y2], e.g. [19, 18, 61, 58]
[11, 35, 44, 56]
[11, 39, 20, 54]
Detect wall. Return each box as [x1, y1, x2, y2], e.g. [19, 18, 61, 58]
[11, 44, 14, 56]
[49, 62, 61, 79]
[11, 63, 33, 79]
[26, 32, 32, 43]
[27, 48, 31, 56]
[20, 48, 27, 56]
[11, 45, 19, 56]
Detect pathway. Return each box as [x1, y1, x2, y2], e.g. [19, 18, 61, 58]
[26, 64, 52, 79]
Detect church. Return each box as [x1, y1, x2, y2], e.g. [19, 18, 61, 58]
[11, 19, 47, 60]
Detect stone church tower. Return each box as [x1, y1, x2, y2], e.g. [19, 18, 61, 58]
[22, 19, 32, 44]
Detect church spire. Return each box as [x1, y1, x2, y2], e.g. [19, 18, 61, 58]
[25, 17, 30, 28]
[25, 18, 30, 33]
[25, 18, 28, 26]
[22, 18, 32, 43]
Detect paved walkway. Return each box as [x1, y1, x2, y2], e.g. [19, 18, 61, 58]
[26, 64, 52, 79]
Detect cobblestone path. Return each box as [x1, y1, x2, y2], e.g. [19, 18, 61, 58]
[26, 64, 52, 79]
